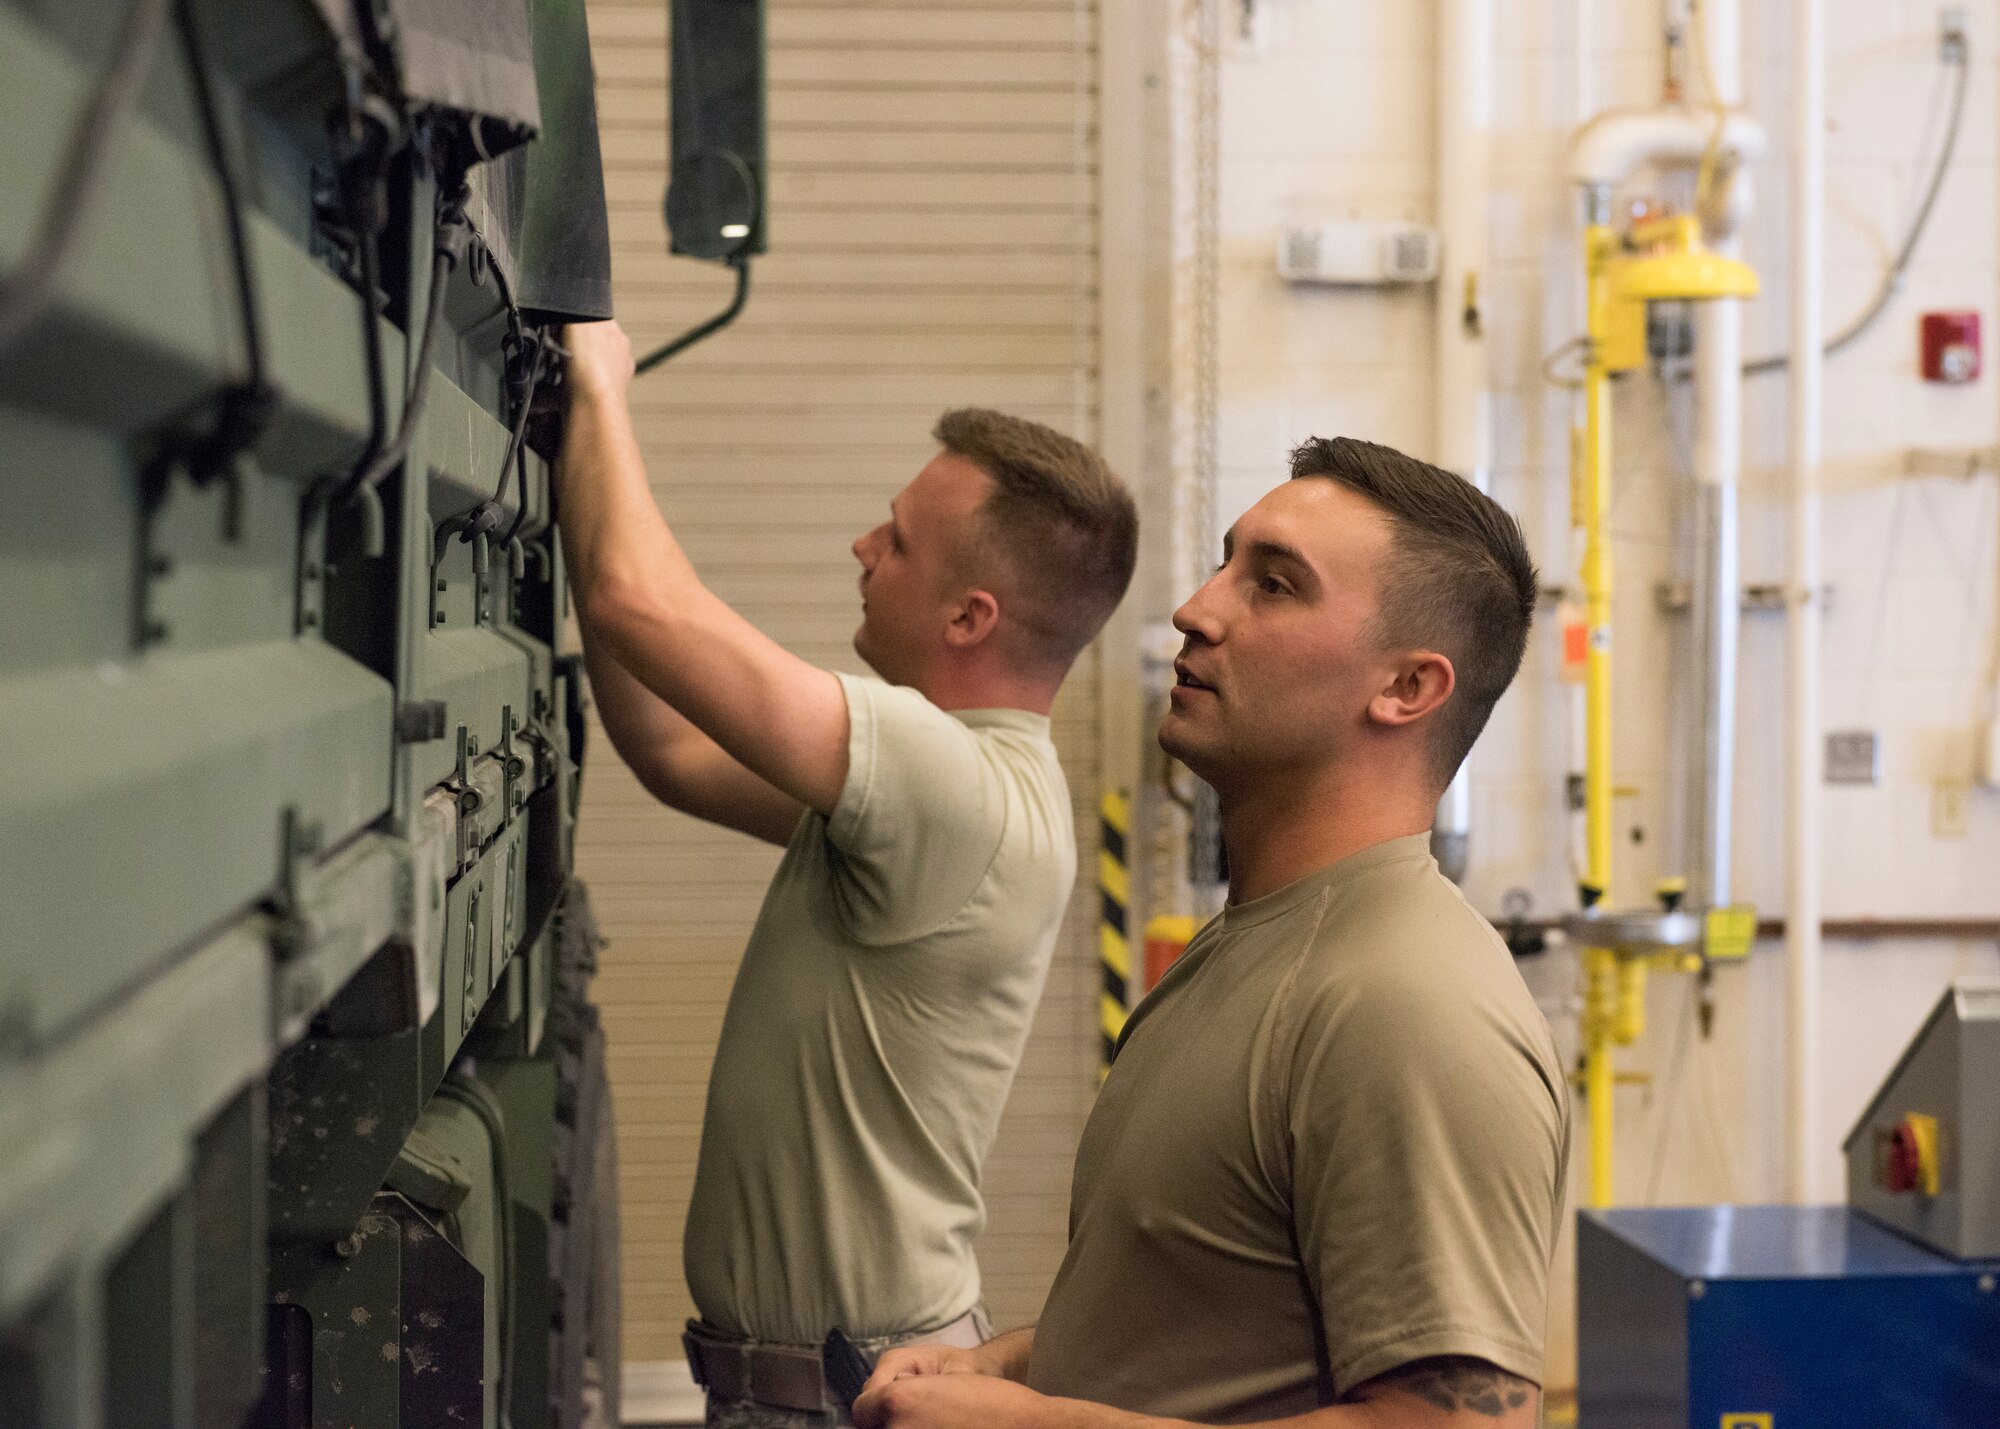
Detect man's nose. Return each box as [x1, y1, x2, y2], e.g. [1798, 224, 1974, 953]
[1172, 573, 1225, 643]
[853, 524, 881, 567]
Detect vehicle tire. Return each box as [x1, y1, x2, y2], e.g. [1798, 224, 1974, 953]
[551, 886, 620, 1429]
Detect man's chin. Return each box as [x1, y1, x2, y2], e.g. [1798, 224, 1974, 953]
[853, 629, 893, 684]
[1156, 712, 1210, 769]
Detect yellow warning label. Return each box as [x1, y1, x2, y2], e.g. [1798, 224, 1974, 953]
[1721, 1414, 1773, 1429]
[1907, 1112, 1942, 1197]
[1704, 904, 1757, 961]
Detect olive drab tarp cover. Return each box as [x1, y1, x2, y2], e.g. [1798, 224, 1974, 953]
[306, 0, 613, 320]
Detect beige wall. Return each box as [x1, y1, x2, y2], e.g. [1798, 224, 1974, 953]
[577, 0, 1110, 1363]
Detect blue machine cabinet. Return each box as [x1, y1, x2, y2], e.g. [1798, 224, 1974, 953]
[1578, 1205, 2000, 1427]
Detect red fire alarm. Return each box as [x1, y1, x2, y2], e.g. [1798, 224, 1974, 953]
[1921, 310, 1981, 384]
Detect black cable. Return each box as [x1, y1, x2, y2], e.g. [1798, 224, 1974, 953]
[346, 242, 448, 496]
[635, 255, 751, 374]
[448, 215, 543, 545]
[1743, 42, 1968, 378]
[467, 332, 541, 539]
[176, 0, 264, 388]
[495, 333, 548, 543]
[491, 362, 538, 506]
[0, 0, 171, 354]
[338, 87, 394, 470]
[318, 83, 405, 555]
[171, 0, 274, 473]
[426, 332, 546, 566]
[353, 205, 390, 462]
[346, 181, 470, 501]
[459, 211, 529, 487]
[478, 226, 520, 326]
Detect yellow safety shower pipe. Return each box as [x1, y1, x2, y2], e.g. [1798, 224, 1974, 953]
[1578, 220, 1619, 1208]
[1579, 223, 1618, 909]
[1571, 213, 1757, 1208]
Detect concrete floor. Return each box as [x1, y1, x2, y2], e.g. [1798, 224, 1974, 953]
[622, 1360, 705, 1426]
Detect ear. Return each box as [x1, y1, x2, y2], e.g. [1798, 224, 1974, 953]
[1365, 650, 1454, 729]
[944, 588, 1002, 649]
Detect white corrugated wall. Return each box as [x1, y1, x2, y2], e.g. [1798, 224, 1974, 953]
[578, 0, 1107, 1361]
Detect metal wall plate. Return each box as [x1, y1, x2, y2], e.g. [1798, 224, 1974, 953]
[1825, 729, 1882, 785]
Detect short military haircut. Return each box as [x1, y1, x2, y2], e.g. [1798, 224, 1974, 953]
[935, 408, 1138, 669]
[1289, 436, 1538, 785]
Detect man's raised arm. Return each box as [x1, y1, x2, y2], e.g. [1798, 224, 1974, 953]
[555, 320, 850, 817]
[578, 624, 804, 845]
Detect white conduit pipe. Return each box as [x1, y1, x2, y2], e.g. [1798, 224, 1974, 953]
[1571, 110, 1765, 188]
[1786, 0, 1827, 1204]
[1690, 0, 1747, 914]
[1565, 23, 1766, 919]
[1574, 0, 1593, 127]
[1432, 0, 1493, 884]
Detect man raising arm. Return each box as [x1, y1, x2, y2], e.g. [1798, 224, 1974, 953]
[557, 324, 849, 828]
[854, 438, 1567, 1429]
[556, 321, 1140, 1429]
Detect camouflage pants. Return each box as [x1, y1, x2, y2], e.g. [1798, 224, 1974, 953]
[704, 1398, 848, 1429]
[701, 1307, 994, 1429]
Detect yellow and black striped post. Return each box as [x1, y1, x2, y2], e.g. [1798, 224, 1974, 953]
[1098, 789, 1131, 1075]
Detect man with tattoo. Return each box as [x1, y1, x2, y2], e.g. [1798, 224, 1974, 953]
[852, 438, 1569, 1428]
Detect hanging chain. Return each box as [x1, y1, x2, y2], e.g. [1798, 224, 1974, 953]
[1188, 0, 1225, 910]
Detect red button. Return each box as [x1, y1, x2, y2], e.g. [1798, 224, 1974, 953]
[1882, 1122, 1921, 1194]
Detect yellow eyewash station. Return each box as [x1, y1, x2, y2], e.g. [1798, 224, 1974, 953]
[1566, 210, 1758, 1209]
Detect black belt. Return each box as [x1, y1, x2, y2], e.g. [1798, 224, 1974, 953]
[683, 1321, 832, 1414]
[683, 1309, 984, 1414]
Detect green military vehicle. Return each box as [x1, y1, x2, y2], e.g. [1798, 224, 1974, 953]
[0, 1, 710, 1423]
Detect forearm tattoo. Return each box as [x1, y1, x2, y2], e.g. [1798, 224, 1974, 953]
[1379, 1356, 1534, 1418]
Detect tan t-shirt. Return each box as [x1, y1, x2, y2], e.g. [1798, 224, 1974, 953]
[1028, 834, 1569, 1422]
[683, 673, 1076, 1344]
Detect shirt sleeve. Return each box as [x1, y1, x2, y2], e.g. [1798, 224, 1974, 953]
[821, 672, 1008, 945]
[1279, 959, 1568, 1397]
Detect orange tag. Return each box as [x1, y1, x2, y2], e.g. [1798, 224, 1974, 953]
[1560, 600, 1589, 683]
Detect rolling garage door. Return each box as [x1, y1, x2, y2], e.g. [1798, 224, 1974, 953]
[579, 0, 1106, 1359]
